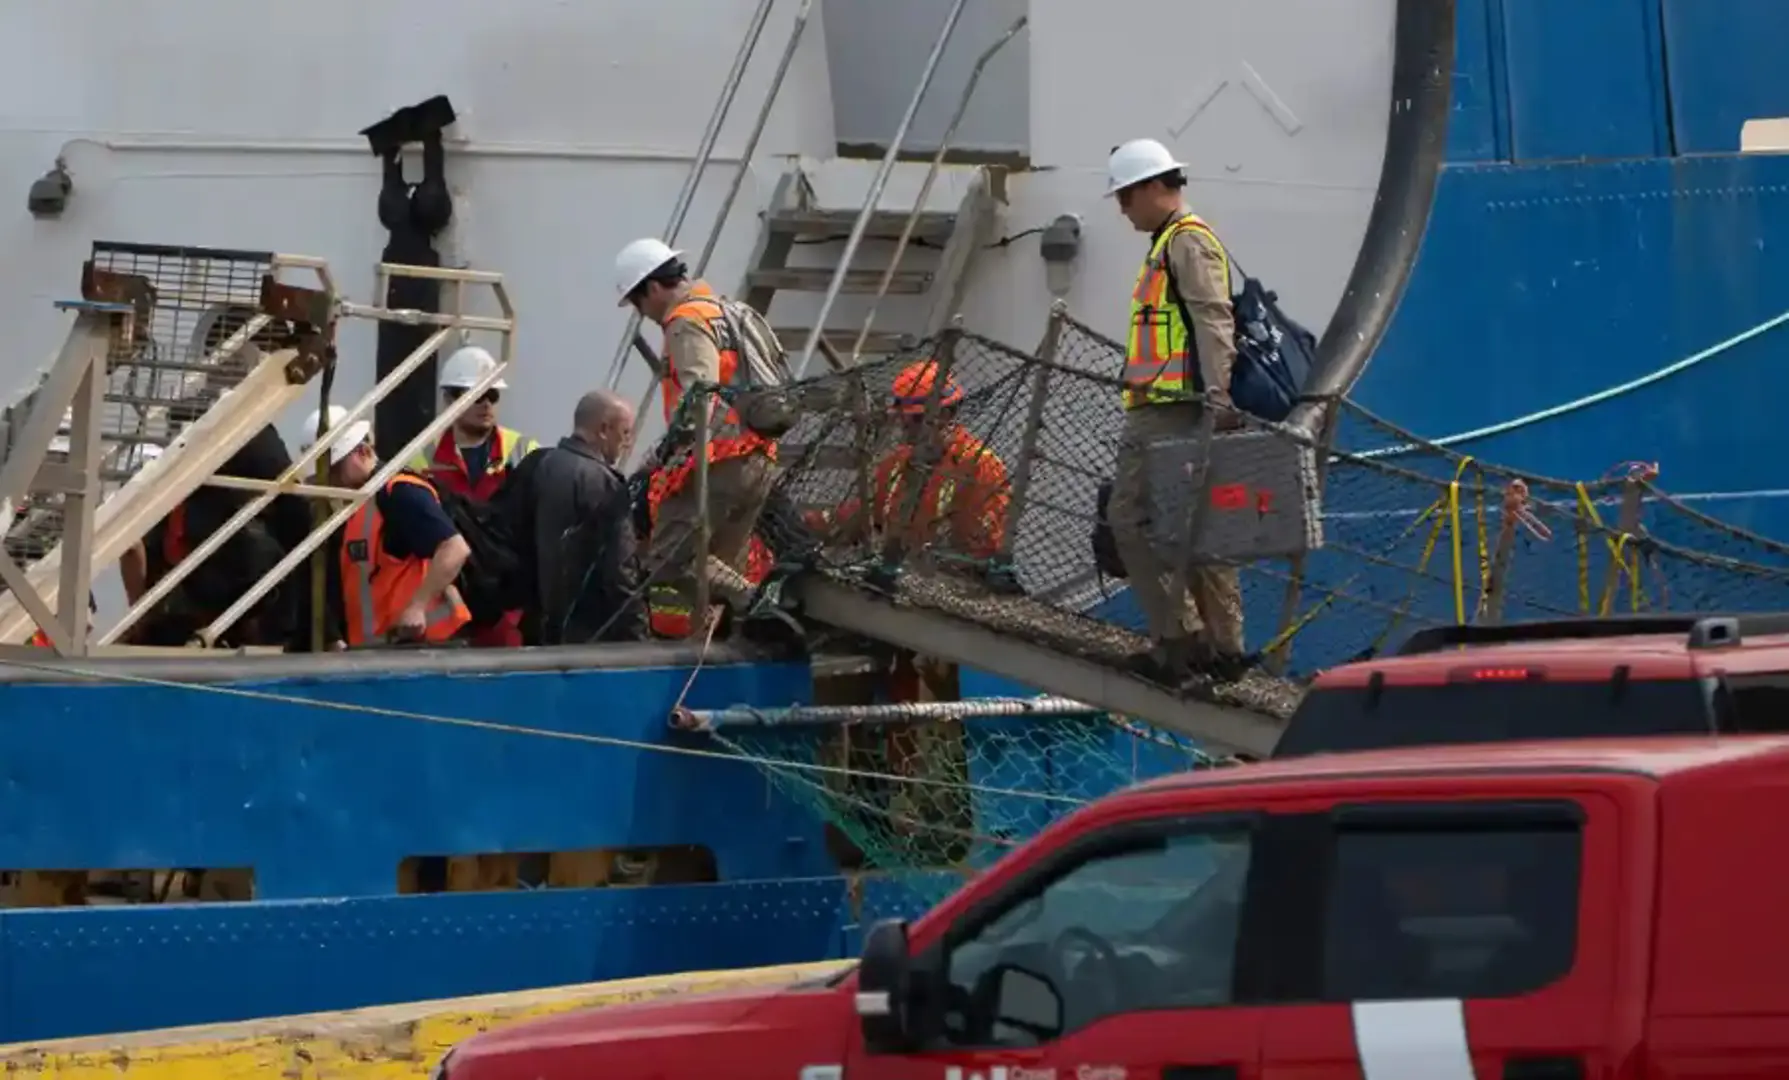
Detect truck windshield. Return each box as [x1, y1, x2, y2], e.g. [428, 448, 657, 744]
[1275, 677, 1713, 758]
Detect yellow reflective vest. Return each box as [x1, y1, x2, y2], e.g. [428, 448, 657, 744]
[1124, 211, 1231, 410]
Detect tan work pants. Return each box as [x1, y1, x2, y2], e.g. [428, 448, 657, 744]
[1106, 402, 1244, 654]
[649, 452, 777, 616]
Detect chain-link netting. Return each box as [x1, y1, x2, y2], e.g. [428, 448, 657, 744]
[711, 309, 1789, 692]
[704, 704, 1227, 907]
[1, 242, 277, 571]
[722, 319, 1302, 719]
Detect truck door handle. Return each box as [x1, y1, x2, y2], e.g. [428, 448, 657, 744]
[1164, 1067, 1239, 1080]
[1504, 1058, 1584, 1080]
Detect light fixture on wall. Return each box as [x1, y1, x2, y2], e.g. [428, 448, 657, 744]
[27, 158, 73, 219]
[1039, 213, 1083, 299]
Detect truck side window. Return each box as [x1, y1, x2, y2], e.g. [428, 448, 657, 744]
[1322, 808, 1581, 1001]
[939, 823, 1253, 1048]
[1718, 673, 1789, 733]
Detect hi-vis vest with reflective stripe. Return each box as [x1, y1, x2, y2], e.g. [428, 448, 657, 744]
[409, 426, 538, 502]
[1124, 211, 1231, 410]
[340, 473, 471, 645]
[655, 282, 778, 502]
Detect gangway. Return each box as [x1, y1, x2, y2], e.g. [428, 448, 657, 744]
[0, 240, 514, 653]
[662, 307, 1317, 759]
[785, 573, 1294, 757]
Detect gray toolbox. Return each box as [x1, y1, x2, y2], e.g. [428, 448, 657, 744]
[1144, 427, 1323, 564]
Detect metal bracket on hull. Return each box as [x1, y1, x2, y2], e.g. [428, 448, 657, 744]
[0, 243, 519, 654]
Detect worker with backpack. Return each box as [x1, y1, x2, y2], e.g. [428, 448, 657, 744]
[612, 237, 793, 639]
[1096, 138, 1314, 684]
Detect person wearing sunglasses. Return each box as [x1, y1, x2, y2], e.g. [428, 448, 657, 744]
[409, 344, 541, 646]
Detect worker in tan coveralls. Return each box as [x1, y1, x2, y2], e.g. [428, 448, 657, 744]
[612, 237, 777, 637]
[1103, 137, 1246, 683]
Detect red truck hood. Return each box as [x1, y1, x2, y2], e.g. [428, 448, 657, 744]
[449, 965, 854, 1079]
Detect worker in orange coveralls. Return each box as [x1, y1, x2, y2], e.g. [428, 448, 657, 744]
[811, 360, 1010, 562]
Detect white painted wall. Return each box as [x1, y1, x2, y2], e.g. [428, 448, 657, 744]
[0, 0, 1394, 625]
[952, 0, 1396, 353]
[0, 0, 837, 448]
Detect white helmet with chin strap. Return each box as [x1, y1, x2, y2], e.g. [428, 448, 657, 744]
[1105, 138, 1186, 195]
[613, 238, 684, 307]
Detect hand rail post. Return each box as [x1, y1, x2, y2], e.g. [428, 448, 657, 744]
[850, 14, 1027, 363]
[794, 0, 972, 378]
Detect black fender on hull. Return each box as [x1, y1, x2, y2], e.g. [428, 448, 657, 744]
[1294, 0, 1455, 434]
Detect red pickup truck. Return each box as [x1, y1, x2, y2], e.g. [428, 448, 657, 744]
[441, 615, 1789, 1079]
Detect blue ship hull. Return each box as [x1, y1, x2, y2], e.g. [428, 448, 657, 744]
[1358, 0, 1789, 540]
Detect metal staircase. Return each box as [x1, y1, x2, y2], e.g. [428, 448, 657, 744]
[0, 241, 515, 653]
[745, 157, 1003, 370]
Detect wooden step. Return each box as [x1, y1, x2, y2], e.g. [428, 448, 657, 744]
[767, 208, 957, 244]
[773, 327, 915, 357]
[747, 267, 932, 295]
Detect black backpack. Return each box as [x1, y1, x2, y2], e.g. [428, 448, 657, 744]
[1163, 240, 1317, 423]
[430, 480, 528, 628]
[1092, 480, 1128, 581]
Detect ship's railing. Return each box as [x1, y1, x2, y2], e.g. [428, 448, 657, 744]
[665, 300, 1789, 688]
[843, 13, 1029, 367]
[605, 0, 817, 398]
[0, 241, 515, 654]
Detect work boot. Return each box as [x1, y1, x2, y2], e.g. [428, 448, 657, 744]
[1123, 636, 1194, 686]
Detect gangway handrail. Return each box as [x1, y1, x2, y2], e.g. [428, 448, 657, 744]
[103, 261, 517, 648]
[793, 0, 972, 378]
[849, 14, 1028, 364]
[604, 0, 781, 392]
[0, 247, 517, 652]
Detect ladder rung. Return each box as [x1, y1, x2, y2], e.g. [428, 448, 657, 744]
[773, 328, 914, 356]
[747, 267, 931, 295]
[767, 208, 957, 243]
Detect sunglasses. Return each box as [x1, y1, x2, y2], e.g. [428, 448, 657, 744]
[445, 388, 500, 406]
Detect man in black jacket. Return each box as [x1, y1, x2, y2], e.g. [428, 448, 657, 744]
[519, 390, 645, 644]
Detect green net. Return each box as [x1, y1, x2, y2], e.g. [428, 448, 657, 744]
[704, 703, 1229, 907]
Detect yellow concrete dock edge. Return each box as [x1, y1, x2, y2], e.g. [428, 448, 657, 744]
[0, 960, 853, 1079]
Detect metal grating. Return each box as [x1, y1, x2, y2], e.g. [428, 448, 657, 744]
[1, 241, 279, 571]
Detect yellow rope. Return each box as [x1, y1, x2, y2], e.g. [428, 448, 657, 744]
[1447, 457, 1474, 625]
[1573, 483, 1600, 613]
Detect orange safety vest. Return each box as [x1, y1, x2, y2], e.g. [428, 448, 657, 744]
[653, 281, 778, 505]
[1124, 211, 1231, 410]
[843, 427, 1010, 560]
[339, 474, 471, 646]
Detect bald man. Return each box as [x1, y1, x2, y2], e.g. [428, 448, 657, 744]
[524, 390, 646, 643]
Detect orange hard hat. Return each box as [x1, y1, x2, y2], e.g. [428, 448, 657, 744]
[889, 360, 964, 415]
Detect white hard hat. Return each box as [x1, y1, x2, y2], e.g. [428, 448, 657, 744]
[613, 238, 683, 307]
[440, 345, 507, 391]
[300, 405, 372, 466]
[1105, 138, 1186, 195]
